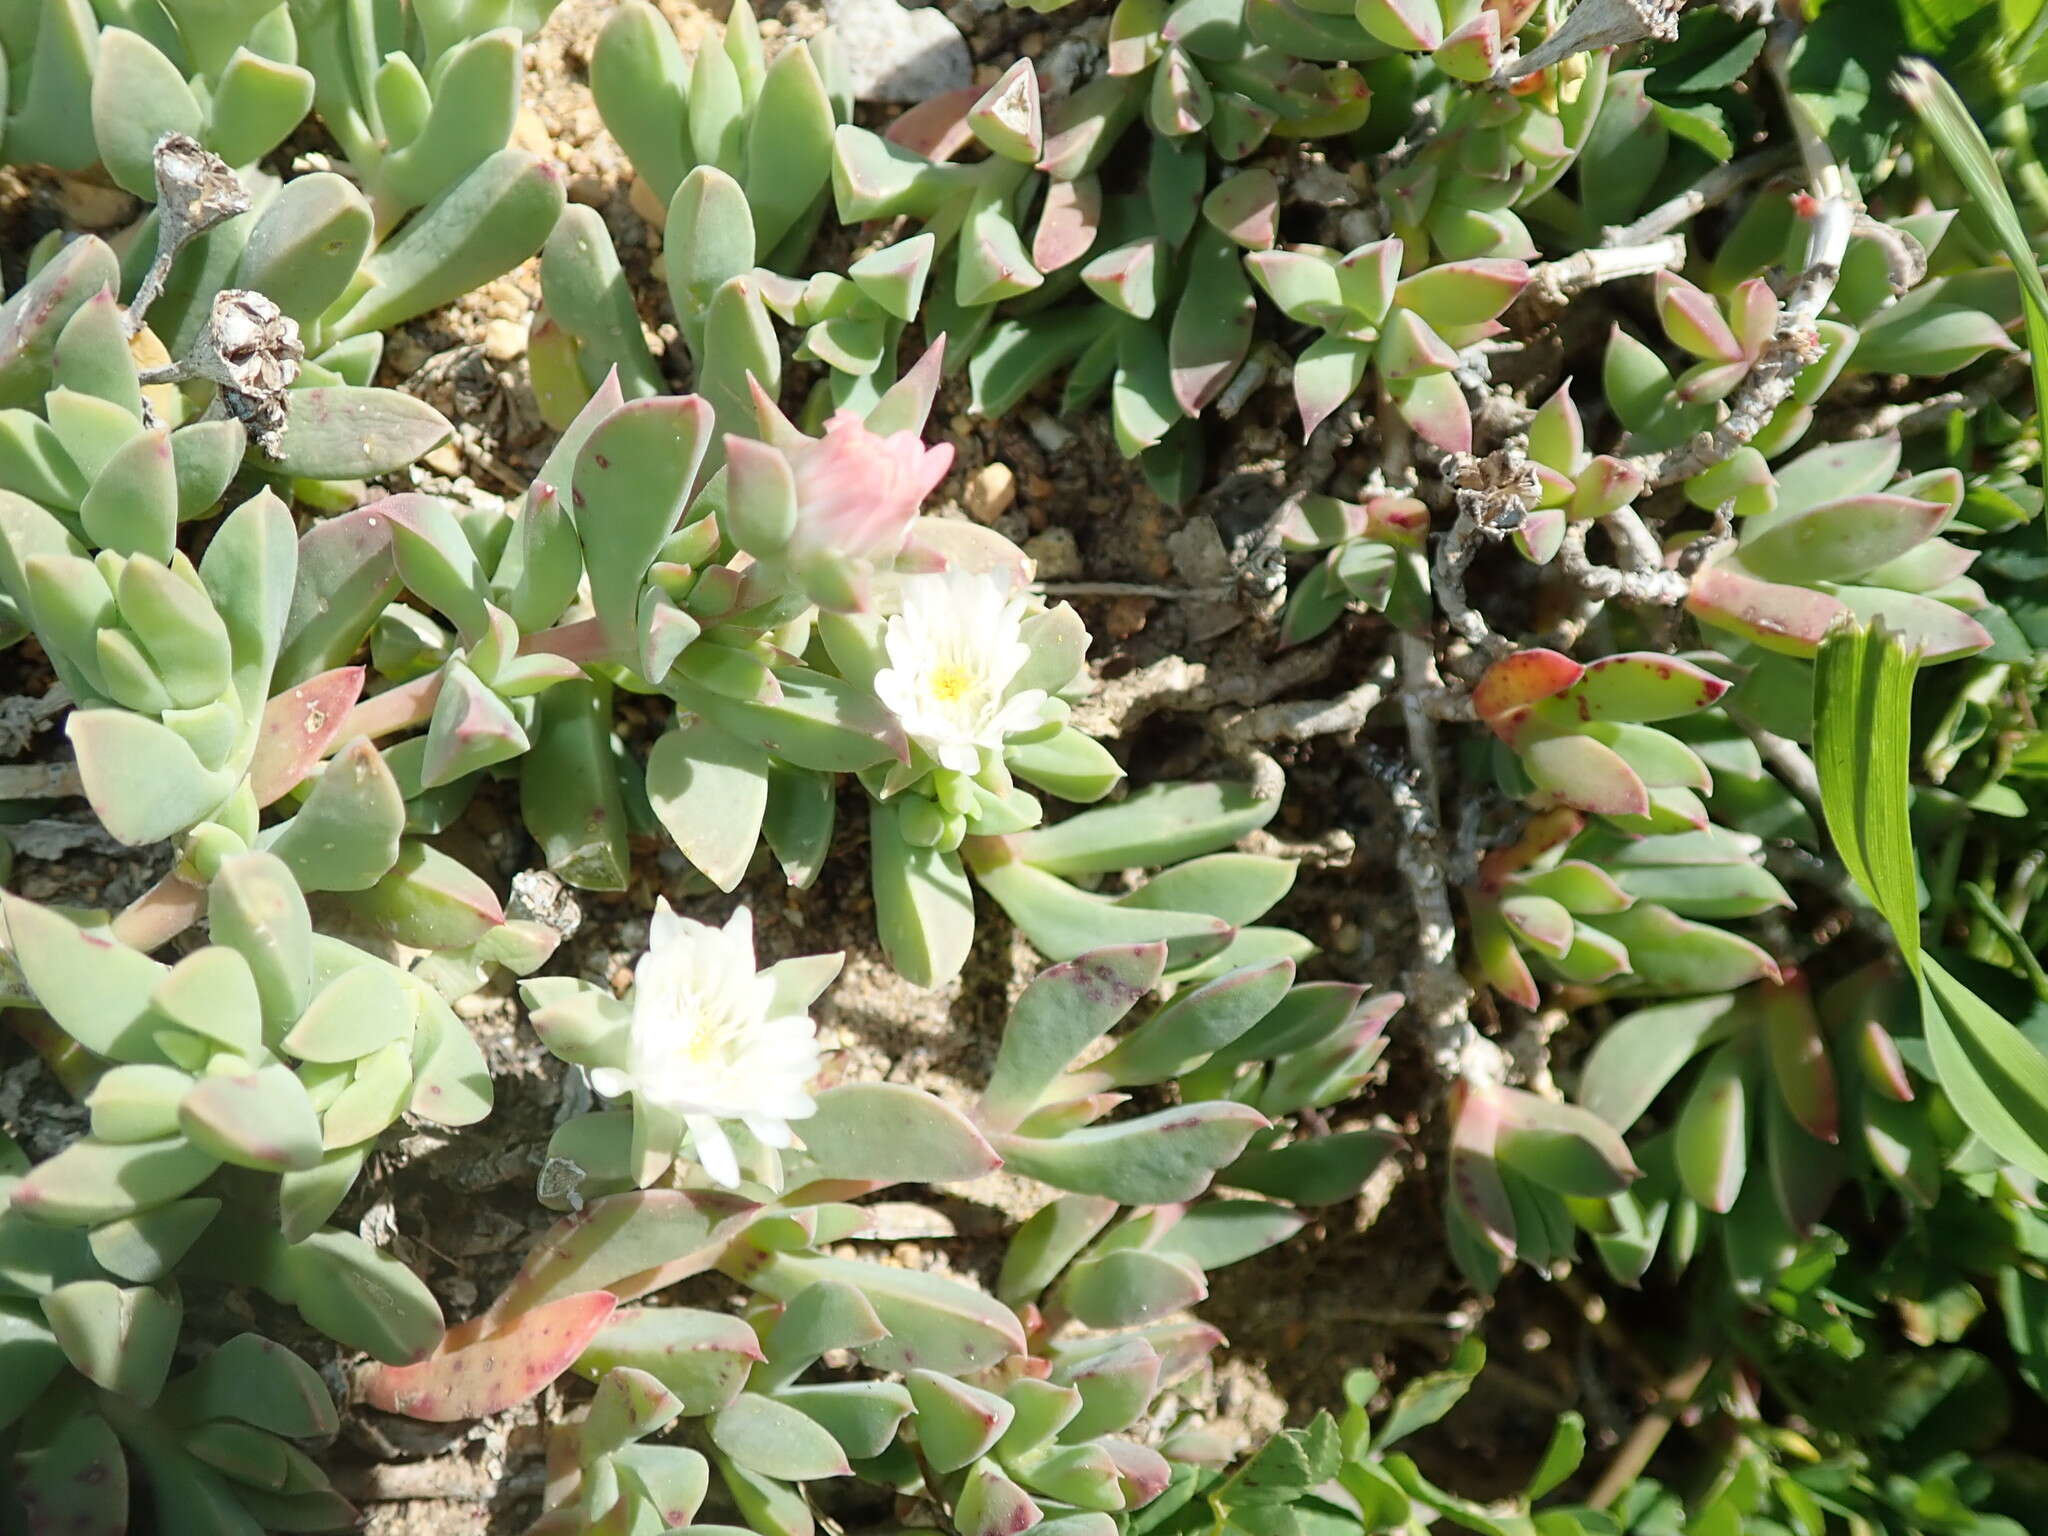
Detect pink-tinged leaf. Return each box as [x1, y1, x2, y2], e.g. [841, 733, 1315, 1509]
[1108, 0, 1163, 75]
[867, 335, 948, 437]
[1772, 436, 1903, 517]
[1376, 308, 1459, 380]
[885, 85, 981, 161]
[1507, 858, 1632, 915]
[1674, 357, 1751, 405]
[1727, 278, 1778, 359]
[1150, 46, 1211, 135]
[1487, 0, 1542, 32]
[969, 59, 1043, 163]
[1568, 456, 1643, 521]
[1830, 585, 1992, 664]
[1595, 904, 1780, 993]
[1859, 536, 1976, 594]
[1432, 11, 1501, 82]
[1386, 370, 1471, 453]
[1526, 383, 1584, 472]
[1081, 238, 1164, 319]
[1367, 494, 1430, 545]
[1101, 1439, 1173, 1506]
[1491, 1086, 1640, 1196]
[1293, 335, 1372, 438]
[1472, 897, 1541, 1008]
[1857, 1020, 1916, 1103]
[1357, 0, 1444, 51]
[1393, 258, 1530, 328]
[1201, 169, 1279, 251]
[249, 667, 365, 806]
[357, 1291, 618, 1421]
[1169, 229, 1255, 415]
[1499, 893, 1573, 957]
[1033, 176, 1101, 272]
[1654, 271, 1743, 363]
[1523, 733, 1650, 818]
[1533, 463, 1577, 507]
[1274, 494, 1370, 551]
[1246, 246, 1345, 324]
[1447, 1082, 1516, 1258]
[1563, 652, 1727, 724]
[1893, 465, 1966, 524]
[1759, 973, 1837, 1143]
[1550, 924, 1633, 986]
[1473, 648, 1584, 733]
[488, 1190, 757, 1325]
[1514, 506, 1566, 564]
[1686, 553, 1847, 657]
[1740, 493, 1949, 585]
[1674, 1044, 1748, 1214]
[1334, 238, 1403, 323]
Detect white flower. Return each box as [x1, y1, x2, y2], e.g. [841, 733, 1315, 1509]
[590, 901, 819, 1188]
[872, 570, 1057, 775]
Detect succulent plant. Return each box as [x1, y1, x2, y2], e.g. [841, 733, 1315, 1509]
[1255, 241, 1531, 447]
[0, 1249, 357, 1536]
[349, 936, 1399, 1536]
[1686, 437, 1992, 666]
[4, 851, 497, 1244]
[1273, 491, 1432, 645]
[1463, 648, 1789, 1004]
[1510, 382, 1649, 566]
[1572, 963, 1943, 1292]
[1440, 1078, 1639, 1293]
[0, 13, 564, 479]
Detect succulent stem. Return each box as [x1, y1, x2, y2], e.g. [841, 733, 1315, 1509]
[110, 871, 208, 954]
[333, 673, 447, 751]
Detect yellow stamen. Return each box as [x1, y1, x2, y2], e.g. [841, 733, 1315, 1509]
[928, 664, 974, 704]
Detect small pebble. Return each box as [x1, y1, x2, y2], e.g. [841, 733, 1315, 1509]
[964, 462, 1017, 523]
[56, 178, 137, 231]
[423, 443, 465, 477]
[1023, 528, 1081, 579]
[825, 0, 972, 103]
[1025, 411, 1074, 452]
[1104, 596, 1154, 640]
[483, 319, 527, 362]
[512, 108, 553, 157]
[628, 174, 668, 230]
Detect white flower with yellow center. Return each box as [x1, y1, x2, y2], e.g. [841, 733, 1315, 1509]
[873, 570, 1056, 775]
[589, 902, 819, 1188]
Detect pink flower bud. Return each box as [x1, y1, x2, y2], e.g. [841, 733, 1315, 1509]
[786, 411, 953, 567]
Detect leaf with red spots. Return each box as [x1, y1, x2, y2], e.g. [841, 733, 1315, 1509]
[1553, 652, 1729, 727]
[356, 1290, 618, 1422]
[1686, 554, 1848, 657]
[1473, 649, 1583, 736]
[12, 1408, 125, 1536]
[248, 666, 365, 806]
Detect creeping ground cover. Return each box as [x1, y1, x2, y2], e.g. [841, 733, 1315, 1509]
[10, 0, 2048, 1531]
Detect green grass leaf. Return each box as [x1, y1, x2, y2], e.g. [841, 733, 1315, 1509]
[1813, 622, 1923, 965]
[1922, 955, 2048, 1184]
[1897, 58, 2048, 500]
